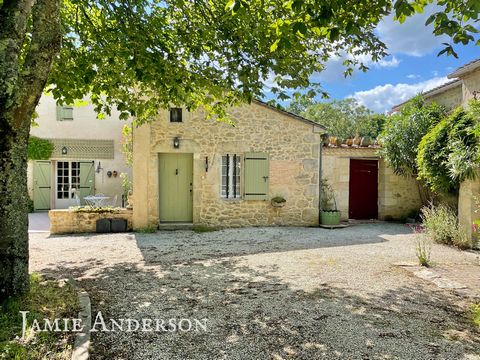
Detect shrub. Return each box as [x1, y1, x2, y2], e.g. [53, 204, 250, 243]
[136, 225, 157, 233]
[421, 204, 473, 249]
[379, 96, 445, 177]
[471, 303, 480, 328]
[27, 136, 54, 160]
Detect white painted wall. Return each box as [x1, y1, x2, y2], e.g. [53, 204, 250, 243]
[28, 94, 133, 208]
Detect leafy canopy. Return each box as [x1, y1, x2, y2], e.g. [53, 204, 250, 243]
[288, 98, 386, 139]
[379, 96, 446, 177]
[47, 0, 480, 124]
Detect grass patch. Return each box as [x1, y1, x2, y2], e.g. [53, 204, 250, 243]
[0, 274, 78, 359]
[136, 225, 157, 233]
[471, 303, 480, 328]
[193, 225, 219, 233]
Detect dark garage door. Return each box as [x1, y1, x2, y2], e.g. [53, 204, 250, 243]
[349, 159, 378, 219]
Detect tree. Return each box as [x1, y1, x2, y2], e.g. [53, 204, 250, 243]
[288, 98, 385, 139]
[1, 0, 479, 296]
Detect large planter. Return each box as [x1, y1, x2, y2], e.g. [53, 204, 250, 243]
[320, 210, 341, 225]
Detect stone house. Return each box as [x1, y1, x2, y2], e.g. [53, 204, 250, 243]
[131, 99, 426, 230]
[393, 58, 480, 239]
[132, 100, 325, 228]
[28, 95, 132, 210]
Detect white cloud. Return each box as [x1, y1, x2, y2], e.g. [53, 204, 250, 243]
[315, 55, 400, 83]
[407, 74, 420, 79]
[376, 5, 449, 57]
[349, 76, 449, 113]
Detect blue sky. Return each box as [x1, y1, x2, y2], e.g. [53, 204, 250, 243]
[278, 5, 479, 113]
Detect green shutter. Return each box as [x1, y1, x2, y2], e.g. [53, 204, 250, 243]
[56, 105, 74, 121]
[33, 161, 52, 211]
[243, 152, 269, 200]
[79, 161, 95, 204]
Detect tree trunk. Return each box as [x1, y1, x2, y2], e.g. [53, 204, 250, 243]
[0, 0, 61, 298]
[0, 123, 30, 298]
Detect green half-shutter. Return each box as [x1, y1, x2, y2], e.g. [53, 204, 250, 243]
[244, 152, 269, 200]
[56, 105, 74, 121]
[33, 161, 51, 211]
[79, 161, 95, 204]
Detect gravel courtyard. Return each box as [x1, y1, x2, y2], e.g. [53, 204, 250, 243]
[30, 224, 480, 359]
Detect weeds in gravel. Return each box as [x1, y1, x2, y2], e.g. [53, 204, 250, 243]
[136, 225, 157, 233]
[421, 204, 473, 249]
[0, 274, 78, 359]
[193, 225, 219, 233]
[471, 304, 480, 328]
[415, 236, 432, 267]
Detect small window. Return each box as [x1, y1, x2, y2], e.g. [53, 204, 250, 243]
[56, 104, 74, 121]
[170, 108, 182, 122]
[221, 154, 241, 199]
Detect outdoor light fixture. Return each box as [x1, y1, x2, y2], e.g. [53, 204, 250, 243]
[173, 136, 180, 149]
[61, 146, 68, 155]
[96, 161, 103, 173]
[205, 156, 209, 172]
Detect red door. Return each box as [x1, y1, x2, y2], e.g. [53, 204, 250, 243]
[349, 159, 378, 219]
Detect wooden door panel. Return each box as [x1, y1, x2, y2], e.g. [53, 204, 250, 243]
[349, 159, 378, 219]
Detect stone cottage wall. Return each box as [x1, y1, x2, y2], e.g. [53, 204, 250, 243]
[133, 102, 323, 228]
[322, 147, 422, 220]
[49, 209, 133, 234]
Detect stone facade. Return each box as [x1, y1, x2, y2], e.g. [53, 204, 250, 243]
[322, 147, 422, 220]
[50, 209, 133, 234]
[132, 101, 324, 228]
[425, 83, 462, 110]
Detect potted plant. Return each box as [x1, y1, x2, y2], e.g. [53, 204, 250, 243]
[271, 196, 286, 208]
[320, 180, 341, 225]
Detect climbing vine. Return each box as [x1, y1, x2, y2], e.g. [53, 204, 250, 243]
[417, 105, 479, 194]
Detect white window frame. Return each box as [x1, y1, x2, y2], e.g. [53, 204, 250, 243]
[220, 154, 241, 199]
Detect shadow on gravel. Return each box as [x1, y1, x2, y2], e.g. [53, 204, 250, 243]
[38, 255, 480, 360]
[133, 224, 413, 265]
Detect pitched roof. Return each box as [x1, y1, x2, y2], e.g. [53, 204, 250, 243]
[391, 79, 462, 112]
[253, 99, 327, 131]
[448, 58, 480, 78]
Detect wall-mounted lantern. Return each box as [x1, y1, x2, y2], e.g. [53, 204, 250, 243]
[205, 156, 209, 172]
[173, 136, 180, 149]
[96, 161, 103, 173]
[61, 146, 68, 155]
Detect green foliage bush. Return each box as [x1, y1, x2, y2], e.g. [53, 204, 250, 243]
[421, 204, 472, 249]
[417, 107, 478, 194]
[379, 96, 446, 177]
[27, 136, 54, 160]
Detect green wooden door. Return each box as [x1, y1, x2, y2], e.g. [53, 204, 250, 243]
[79, 161, 95, 205]
[33, 161, 52, 211]
[244, 152, 269, 200]
[159, 153, 193, 222]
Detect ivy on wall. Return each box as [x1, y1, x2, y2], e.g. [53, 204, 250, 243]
[27, 136, 54, 160]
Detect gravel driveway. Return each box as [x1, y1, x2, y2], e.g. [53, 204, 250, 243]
[30, 224, 480, 359]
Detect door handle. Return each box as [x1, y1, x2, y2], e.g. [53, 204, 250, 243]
[263, 176, 269, 182]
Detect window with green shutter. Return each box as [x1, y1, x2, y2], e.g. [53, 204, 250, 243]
[243, 152, 269, 200]
[56, 104, 74, 121]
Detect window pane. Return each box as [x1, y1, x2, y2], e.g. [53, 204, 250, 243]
[170, 108, 182, 122]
